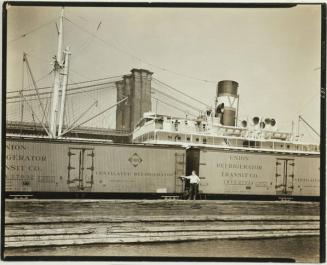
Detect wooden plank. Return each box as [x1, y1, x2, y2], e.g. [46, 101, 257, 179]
[5, 200, 320, 219]
[5, 220, 320, 229]
[6, 227, 320, 242]
[5, 214, 320, 224]
[5, 222, 320, 236]
[5, 230, 319, 248]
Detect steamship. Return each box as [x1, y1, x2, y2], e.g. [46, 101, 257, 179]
[5, 8, 320, 200]
[133, 80, 319, 156]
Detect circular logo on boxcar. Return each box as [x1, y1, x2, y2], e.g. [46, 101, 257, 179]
[128, 153, 143, 167]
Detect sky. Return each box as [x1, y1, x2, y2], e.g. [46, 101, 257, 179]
[5, 4, 322, 142]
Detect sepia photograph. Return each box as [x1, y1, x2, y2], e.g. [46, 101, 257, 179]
[2, 2, 325, 263]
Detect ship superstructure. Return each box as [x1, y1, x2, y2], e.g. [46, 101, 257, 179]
[133, 80, 319, 155]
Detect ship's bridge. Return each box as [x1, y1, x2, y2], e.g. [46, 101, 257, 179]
[133, 113, 320, 155]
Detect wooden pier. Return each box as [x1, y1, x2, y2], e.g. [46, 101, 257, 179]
[4, 199, 320, 250]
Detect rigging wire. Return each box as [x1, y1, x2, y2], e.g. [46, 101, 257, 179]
[152, 78, 211, 108]
[151, 96, 196, 118]
[65, 75, 76, 126]
[26, 65, 33, 117]
[69, 68, 93, 82]
[64, 15, 216, 84]
[295, 93, 319, 116]
[7, 74, 122, 95]
[278, 92, 320, 134]
[7, 72, 53, 95]
[302, 121, 320, 140]
[7, 80, 118, 100]
[8, 16, 59, 43]
[64, 109, 68, 130]
[68, 71, 86, 84]
[152, 87, 202, 113]
[60, 97, 127, 136]
[41, 98, 50, 125]
[72, 37, 94, 58]
[70, 17, 102, 61]
[71, 96, 76, 128]
[24, 53, 48, 126]
[9, 13, 216, 124]
[25, 52, 54, 64]
[8, 83, 117, 104]
[105, 110, 115, 129]
[20, 54, 25, 123]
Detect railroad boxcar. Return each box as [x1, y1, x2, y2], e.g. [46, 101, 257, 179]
[5, 138, 186, 198]
[185, 147, 320, 200]
[5, 138, 320, 200]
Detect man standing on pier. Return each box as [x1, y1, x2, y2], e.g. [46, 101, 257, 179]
[181, 170, 200, 200]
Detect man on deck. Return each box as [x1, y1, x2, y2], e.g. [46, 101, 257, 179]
[181, 170, 200, 200]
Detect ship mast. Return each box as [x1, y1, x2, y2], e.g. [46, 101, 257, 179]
[49, 7, 64, 138]
[58, 46, 71, 136]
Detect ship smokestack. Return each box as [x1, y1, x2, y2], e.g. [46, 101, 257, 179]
[215, 80, 239, 126]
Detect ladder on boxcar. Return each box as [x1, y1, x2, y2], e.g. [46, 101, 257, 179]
[175, 153, 185, 195]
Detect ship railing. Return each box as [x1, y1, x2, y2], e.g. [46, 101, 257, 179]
[144, 130, 320, 153]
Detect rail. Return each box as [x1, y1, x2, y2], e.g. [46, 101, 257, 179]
[133, 130, 320, 154]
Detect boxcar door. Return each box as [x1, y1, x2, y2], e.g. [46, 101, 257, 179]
[275, 158, 295, 195]
[67, 147, 95, 192]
